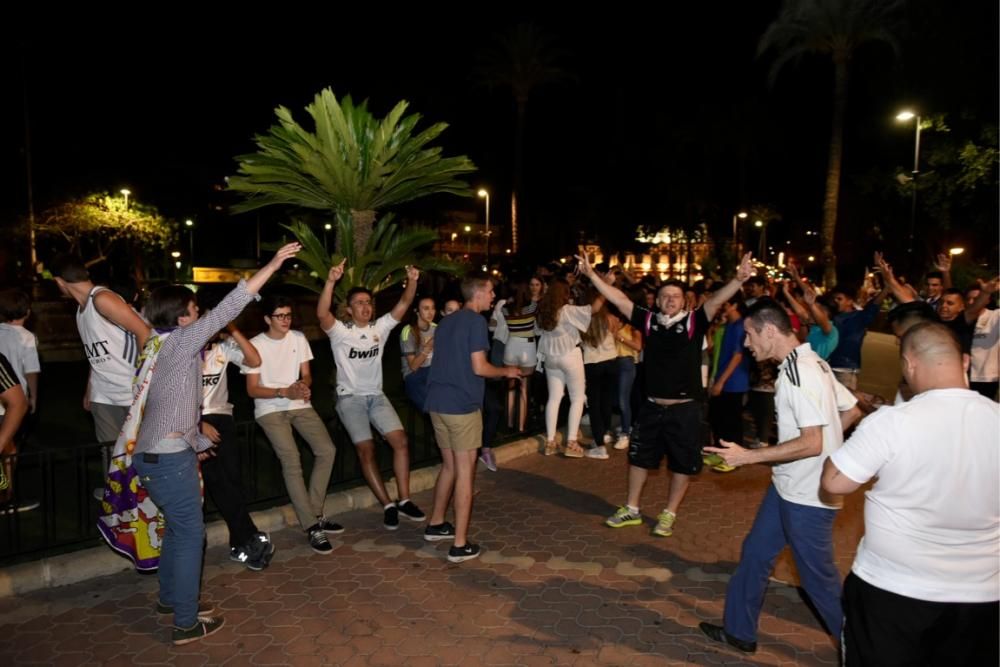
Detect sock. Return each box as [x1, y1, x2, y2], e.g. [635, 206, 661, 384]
[384, 502, 396, 510]
[626, 504, 640, 515]
[662, 509, 676, 517]
[398, 498, 410, 506]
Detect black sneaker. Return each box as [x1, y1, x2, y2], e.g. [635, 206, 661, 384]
[384, 504, 399, 530]
[447, 543, 482, 563]
[423, 522, 456, 542]
[396, 500, 426, 522]
[316, 517, 344, 535]
[307, 525, 333, 554]
[699, 622, 757, 654]
[172, 617, 225, 646]
[245, 532, 275, 571]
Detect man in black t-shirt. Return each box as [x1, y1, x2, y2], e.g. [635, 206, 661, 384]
[578, 253, 754, 538]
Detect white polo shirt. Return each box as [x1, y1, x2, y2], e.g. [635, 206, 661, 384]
[324, 313, 399, 396]
[243, 330, 313, 419]
[773, 343, 857, 509]
[830, 388, 999, 603]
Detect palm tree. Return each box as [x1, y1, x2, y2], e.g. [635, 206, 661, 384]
[758, 0, 903, 287]
[228, 89, 476, 281]
[478, 22, 573, 253]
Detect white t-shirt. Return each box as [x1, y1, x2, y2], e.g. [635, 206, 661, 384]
[77, 286, 141, 406]
[830, 389, 1000, 602]
[537, 305, 591, 359]
[970, 309, 1000, 383]
[201, 338, 245, 417]
[324, 313, 399, 396]
[0, 323, 40, 416]
[244, 330, 313, 419]
[773, 343, 857, 509]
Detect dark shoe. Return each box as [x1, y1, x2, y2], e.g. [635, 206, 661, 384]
[447, 543, 482, 563]
[396, 500, 426, 522]
[172, 617, 225, 646]
[245, 532, 275, 571]
[423, 522, 456, 542]
[156, 600, 216, 617]
[307, 525, 334, 554]
[384, 505, 400, 530]
[316, 517, 344, 535]
[699, 622, 756, 654]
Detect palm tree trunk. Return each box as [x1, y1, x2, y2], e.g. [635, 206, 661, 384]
[821, 53, 849, 289]
[351, 209, 377, 262]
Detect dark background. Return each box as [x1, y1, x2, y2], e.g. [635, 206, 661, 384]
[3, 3, 997, 281]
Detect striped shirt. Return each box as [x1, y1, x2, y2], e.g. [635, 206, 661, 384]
[503, 302, 537, 339]
[0, 353, 20, 394]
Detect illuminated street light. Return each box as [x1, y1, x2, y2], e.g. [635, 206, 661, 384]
[120, 189, 131, 209]
[324, 223, 332, 231]
[171, 251, 181, 258]
[184, 219, 195, 266]
[478, 188, 491, 266]
[896, 109, 922, 257]
[732, 210, 749, 249]
[808, 255, 816, 262]
[949, 247, 965, 256]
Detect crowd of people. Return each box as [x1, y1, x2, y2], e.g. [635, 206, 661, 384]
[0, 244, 995, 659]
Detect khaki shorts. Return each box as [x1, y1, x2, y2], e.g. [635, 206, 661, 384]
[430, 411, 482, 452]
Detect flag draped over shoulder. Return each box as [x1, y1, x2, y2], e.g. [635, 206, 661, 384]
[96, 332, 170, 572]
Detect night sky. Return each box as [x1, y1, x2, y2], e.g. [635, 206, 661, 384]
[4, 4, 997, 280]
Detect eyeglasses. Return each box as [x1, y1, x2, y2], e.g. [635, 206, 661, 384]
[269, 312, 293, 321]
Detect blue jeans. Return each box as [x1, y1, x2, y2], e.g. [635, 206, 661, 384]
[133, 447, 204, 629]
[616, 357, 636, 434]
[723, 484, 841, 643]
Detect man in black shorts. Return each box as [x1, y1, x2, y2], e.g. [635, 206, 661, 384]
[578, 253, 753, 537]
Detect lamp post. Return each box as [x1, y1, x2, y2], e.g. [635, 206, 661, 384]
[754, 219, 766, 260]
[184, 219, 195, 273]
[477, 188, 491, 266]
[120, 188, 131, 210]
[732, 210, 748, 255]
[323, 223, 332, 252]
[464, 225, 472, 254]
[896, 110, 922, 258]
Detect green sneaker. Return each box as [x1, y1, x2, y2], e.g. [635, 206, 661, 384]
[712, 462, 737, 473]
[652, 510, 676, 537]
[702, 453, 724, 467]
[605, 506, 642, 528]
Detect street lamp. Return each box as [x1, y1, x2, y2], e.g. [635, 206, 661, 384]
[464, 224, 472, 253]
[949, 247, 964, 256]
[120, 188, 131, 210]
[754, 220, 766, 259]
[895, 109, 922, 257]
[732, 211, 748, 248]
[478, 188, 491, 266]
[323, 222, 332, 251]
[184, 219, 195, 269]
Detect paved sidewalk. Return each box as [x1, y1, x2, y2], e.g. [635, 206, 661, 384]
[0, 445, 863, 666]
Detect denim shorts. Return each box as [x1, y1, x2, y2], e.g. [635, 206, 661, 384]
[335, 393, 404, 444]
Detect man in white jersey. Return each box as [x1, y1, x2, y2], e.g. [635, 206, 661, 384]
[51, 256, 151, 444]
[245, 295, 340, 555]
[699, 299, 861, 654]
[317, 261, 426, 530]
[823, 322, 999, 665]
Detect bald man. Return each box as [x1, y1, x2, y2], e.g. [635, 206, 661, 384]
[823, 322, 999, 666]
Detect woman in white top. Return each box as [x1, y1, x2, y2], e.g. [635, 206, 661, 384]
[536, 277, 604, 457]
[580, 303, 619, 459]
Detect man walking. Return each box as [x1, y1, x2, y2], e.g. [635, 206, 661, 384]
[699, 299, 861, 654]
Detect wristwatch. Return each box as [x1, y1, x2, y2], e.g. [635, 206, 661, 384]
[276, 387, 284, 399]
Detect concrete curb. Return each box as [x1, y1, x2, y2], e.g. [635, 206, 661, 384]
[0, 434, 545, 598]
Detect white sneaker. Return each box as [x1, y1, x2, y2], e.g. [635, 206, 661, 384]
[602, 433, 613, 445]
[614, 434, 630, 450]
[585, 446, 609, 460]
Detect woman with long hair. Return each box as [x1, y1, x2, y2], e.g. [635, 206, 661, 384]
[580, 300, 618, 459]
[400, 296, 437, 411]
[610, 306, 642, 450]
[536, 276, 605, 457]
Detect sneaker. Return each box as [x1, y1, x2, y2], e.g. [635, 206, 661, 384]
[602, 433, 613, 445]
[424, 522, 456, 542]
[585, 445, 609, 460]
[172, 617, 225, 646]
[0, 500, 40, 515]
[316, 517, 344, 535]
[712, 462, 737, 473]
[447, 543, 482, 563]
[156, 600, 216, 617]
[307, 525, 334, 554]
[652, 510, 676, 537]
[92, 487, 105, 501]
[699, 622, 757, 654]
[605, 506, 642, 528]
[245, 532, 275, 570]
[396, 500, 426, 522]
[613, 434, 630, 450]
[702, 452, 724, 467]
[384, 505, 400, 530]
[479, 448, 498, 472]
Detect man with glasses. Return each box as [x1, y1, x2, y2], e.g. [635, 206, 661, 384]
[316, 261, 426, 530]
[245, 296, 340, 555]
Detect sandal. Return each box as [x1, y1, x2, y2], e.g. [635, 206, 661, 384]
[562, 441, 585, 458]
[543, 440, 558, 456]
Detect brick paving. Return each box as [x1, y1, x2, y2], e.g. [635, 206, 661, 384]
[0, 445, 864, 666]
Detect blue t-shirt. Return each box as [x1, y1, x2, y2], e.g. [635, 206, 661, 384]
[806, 323, 839, 361]
[829, 303, 879, 370]
[424, 309, 489, 414]
[714, 319, 750, 393]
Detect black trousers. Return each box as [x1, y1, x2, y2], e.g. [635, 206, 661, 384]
[970, 381, 998, 401]
[843, 572, 999, 667]
[747, 390, 774, 445]
[481, 379, 502, 448]
[708, 391, 745, 445]
[584, 359, 618, 444]
[200, 413, 258, 548]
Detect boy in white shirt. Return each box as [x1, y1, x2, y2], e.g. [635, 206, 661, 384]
[245, 295, 340, 555]
[316, 261, 426, 530]
[0, 289, 41, 418]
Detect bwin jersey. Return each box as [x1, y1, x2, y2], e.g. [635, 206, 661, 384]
[325, 312, 400, 396]
[201, 338, 245, 416]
